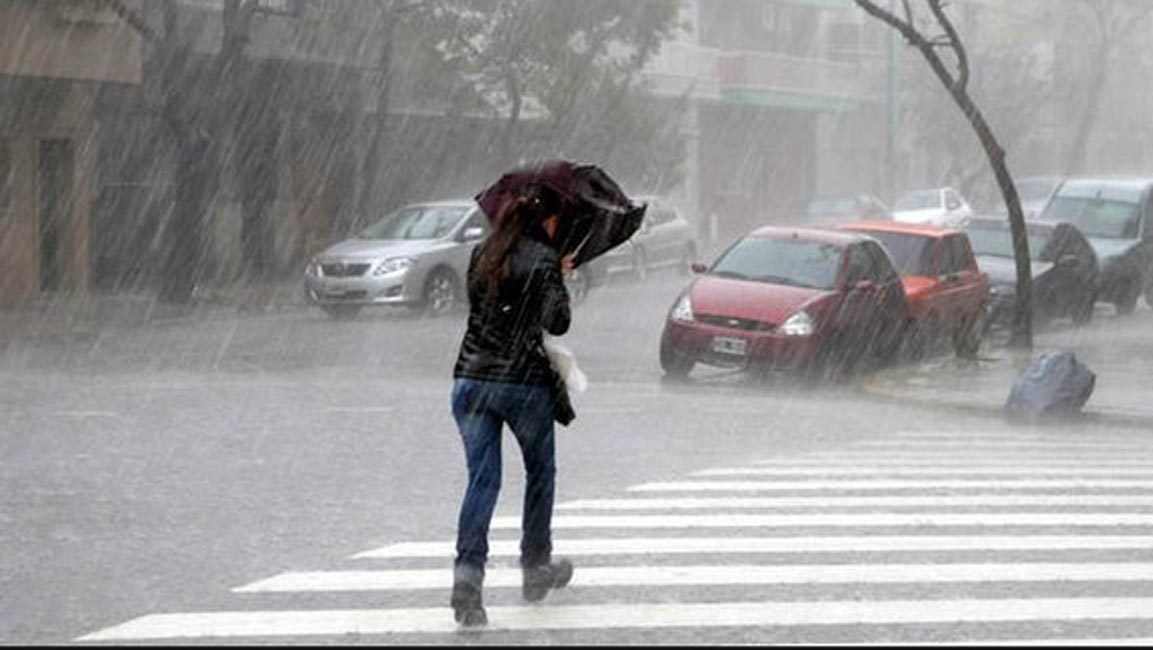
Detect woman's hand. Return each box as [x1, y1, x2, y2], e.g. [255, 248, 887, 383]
[560, 253, 576, 279]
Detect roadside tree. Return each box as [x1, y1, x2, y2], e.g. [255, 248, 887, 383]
[855, 0, 1033, 350]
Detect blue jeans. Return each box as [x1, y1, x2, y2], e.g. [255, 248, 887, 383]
[451, 378, 556, 573]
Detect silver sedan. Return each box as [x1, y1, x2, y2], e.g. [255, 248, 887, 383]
[303, 200, 590, 319]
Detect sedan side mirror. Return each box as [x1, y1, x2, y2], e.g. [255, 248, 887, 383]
[690, 261, 708, 274]
[461, 226, 486, 242]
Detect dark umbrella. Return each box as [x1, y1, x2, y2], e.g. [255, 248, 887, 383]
[475, 159, 647, 268]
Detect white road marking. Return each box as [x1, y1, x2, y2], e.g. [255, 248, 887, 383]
[630, 479, 1153, 492]
[752, 458, 1153, 467]
[856, 440, 1153, 450]
[779, 452, 1153, 462]
[491, 512, 1153, 529]
[234, 562, 1153, 594]
[557, 494, 1153, 510]
[76, 598, 1153, 641]
[319, 407, 395, 414]
[695, 467, 1153, 477]
[354, 535, 1153, 560]
[892, 639, 1153, 647]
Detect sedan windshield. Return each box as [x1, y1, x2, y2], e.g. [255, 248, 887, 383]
[711, 237, 842, 290]
[849, 230, 935, 276]
[894, 190, 940, 211]
[1016, 179, 1058, 204]
[965, 223, 1052, 261]
[358, 205, 470, 240]
[1043, 197, 1141, 239]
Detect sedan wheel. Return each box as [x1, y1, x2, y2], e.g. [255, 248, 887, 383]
[1072, 287, 1097, 326]
[659, 335, 694, 379]
[423, 270, 460, 317]
[1114, 279, 1140, 315]
[905, 314, 943, 360]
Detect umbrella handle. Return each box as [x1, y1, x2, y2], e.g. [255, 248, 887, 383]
[571, 231, 594, 257]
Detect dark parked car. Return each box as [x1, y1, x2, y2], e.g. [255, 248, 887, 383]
[1039, 177, 1153, 314]
[659, 226, 907, 380]
[963, 217, 1098, 328]
[992, 176, 1062, 219]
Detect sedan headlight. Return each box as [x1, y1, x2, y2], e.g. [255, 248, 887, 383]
[780, 310, 814, 337]
[374, 257, 413, 276]
[671, 294, 694, 322]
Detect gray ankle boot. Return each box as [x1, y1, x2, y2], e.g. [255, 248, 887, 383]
[522, 557, 574, 602]
[451, 563, 487, 627]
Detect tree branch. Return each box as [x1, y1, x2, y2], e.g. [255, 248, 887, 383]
[94, 0, 160, 42]
[928, 0, 969, 91]
[855, 0, 925, 47]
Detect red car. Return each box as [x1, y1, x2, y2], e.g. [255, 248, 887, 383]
[838, 221, 989, 356]
[659, 226, 908, 380]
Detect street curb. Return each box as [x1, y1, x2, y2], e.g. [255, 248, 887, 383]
[858, 374, 1153, 431]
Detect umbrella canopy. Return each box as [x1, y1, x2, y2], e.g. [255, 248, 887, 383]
[475, 160, 647, 268]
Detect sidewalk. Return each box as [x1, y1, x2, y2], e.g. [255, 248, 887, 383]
[862, 312, 1153, 428]
[0, 281, 308, 344]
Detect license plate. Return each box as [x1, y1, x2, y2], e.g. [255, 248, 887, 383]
[711, 336, 748, 356]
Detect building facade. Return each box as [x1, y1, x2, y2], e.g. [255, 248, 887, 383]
[642, 0, 889, 253]
[0, 0, 142, 306]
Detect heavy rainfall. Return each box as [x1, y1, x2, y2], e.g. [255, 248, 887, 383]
[3, 0, 1153, 645]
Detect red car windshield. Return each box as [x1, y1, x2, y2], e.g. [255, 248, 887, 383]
[710, 237, 842, 291]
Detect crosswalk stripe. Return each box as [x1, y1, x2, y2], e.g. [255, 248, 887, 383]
[557, 495, 1153, 510]
[491, 512, 1153, 529]
[756, 449, 1153, 458]
[765, 453, 1153, 462]
[695, 467, 1153, 477]
[855, 441, 1153, 450]
[76, 598, 1153, 641]
[888, 431, 1144, 441]
[751, 458, 1153, 467]
[235, 562, 1153, 593]
[898, 639, 1153, 646]
[630, 479, 1153, 492]
[354, 535, 1153, 560]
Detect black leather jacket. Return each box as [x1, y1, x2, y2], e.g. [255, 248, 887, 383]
[453, 235, 571, 386]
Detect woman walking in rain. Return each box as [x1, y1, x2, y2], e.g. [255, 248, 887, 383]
[449, 183, 576, 627]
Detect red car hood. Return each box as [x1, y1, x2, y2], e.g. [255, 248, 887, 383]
[689, 276, 831, 325]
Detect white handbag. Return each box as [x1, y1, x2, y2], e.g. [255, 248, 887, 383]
[542, 335, 588, 393]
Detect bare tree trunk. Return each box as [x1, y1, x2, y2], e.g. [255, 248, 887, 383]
[855, 0, 1033, 349]
[157, 1, 213, 304]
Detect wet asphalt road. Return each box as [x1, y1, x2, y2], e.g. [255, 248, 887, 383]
[3, 271, 1153, 644]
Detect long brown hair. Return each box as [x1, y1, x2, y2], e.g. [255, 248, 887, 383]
[474, 184, 563, 295]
